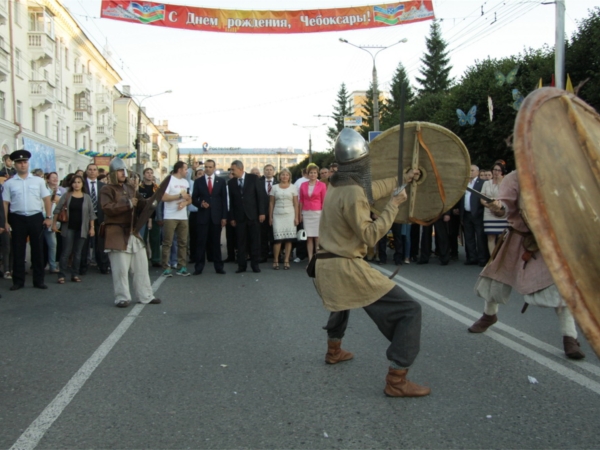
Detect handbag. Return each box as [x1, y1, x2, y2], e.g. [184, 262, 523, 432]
[57, 193, 71, 223]
[296, 229, 307, 241]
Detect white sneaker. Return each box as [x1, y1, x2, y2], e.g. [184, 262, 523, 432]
[293, 257, 301, 263]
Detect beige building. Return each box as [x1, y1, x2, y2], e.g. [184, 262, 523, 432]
[0, 0, 123, 178]
[349, 89, 389, 122]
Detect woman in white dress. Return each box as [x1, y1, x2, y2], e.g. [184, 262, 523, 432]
[481, 160, 509, 254]
[269, 168, 299, 270]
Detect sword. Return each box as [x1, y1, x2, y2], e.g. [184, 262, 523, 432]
[394, 81, 407, 196]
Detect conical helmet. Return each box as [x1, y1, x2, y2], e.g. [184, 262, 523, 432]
[108, 157, 128, 184]
[334, 128, 369, 164]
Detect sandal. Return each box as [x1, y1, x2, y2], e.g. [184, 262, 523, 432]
[71, 276, 82, 282]
[273, 263, 280, 270]
[284, 262, 290, 270]
[57, 277, 65, 284]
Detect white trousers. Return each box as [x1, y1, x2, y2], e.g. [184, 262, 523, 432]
[107, 239, 154, 304]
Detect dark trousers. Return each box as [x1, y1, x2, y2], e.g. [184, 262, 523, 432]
[419, 219, 450, 264]
[58, 228, 85, 277]
[295, 222, 308, 260]
[463, 212, 488, 264]
[260, 220, 274, 260]
[391, 223, 405, 265]
[80, 219, 109, 273]
[235, 219, 260, 269]
[448, 215, 461, 259]
[144, 221, 161, 264]
[325, 285, 421, 368]
[9, 212, 44, 287]
[195, 220, 224, 273]
[226, 221, 236, 260]
[188, 212, 198, 263]
[377, 236, 388, 263]
[410, 225, 421, 260]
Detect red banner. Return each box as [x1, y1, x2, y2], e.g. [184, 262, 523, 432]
[100, 1, 435, 34]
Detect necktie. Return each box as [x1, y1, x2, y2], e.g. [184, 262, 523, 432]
[267, 180, 272, 194]
[91, 181, 97, 211]
[238, 178, 244, 192]
[208, 176, 213, 194]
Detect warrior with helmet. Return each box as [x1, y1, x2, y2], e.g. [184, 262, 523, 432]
[313, 128, 430, 398]
[99, 158, 163, 308]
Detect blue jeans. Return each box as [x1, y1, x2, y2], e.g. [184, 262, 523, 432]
[169, 234, 177, 268]
[58, 228, 85, 277]
[43, 227, 58, 271]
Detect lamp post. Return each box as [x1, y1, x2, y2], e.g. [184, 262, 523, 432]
[134, 90, 172, 175]
[339, 38, 407, 132]
[293, 123, 326, 163]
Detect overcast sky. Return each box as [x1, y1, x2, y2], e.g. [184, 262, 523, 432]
[62, 0, 597, 153]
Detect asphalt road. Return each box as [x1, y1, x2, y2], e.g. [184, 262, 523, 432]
[1, 250, 599, 449]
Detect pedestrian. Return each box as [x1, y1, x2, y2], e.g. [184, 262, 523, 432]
[461, 164, 489, 266]
[138, 168, 161, 267]
[259, 164, 277, 262]
[269, 168, 298, 270]
[81, 164, 109, 275]
[0, 178, 11, 279]
[161, 161, 192, 277]
[315, 128, 430, 397]
[0, 154, 16, 178]
[2, 150, 52, 290]
[52, 175, 95, 284]
[481, 160, 509, 255]
[43, 172, 61, 274]
[100, 158, 161, 308]
[298, 163, 326, 265]
[469, 171, 585, 359]
[228, 160, 266, 273]
[191, 159, 227, 275]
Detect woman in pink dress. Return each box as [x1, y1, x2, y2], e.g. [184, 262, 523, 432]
[298, 163, 327, 264]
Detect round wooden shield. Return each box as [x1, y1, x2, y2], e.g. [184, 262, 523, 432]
[370, 122, 471, 224]
[514, 87, 600, 357]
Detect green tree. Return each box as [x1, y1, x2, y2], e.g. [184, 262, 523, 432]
[566, 7, 600, 110]
[358, 83, 376, 140]
[381, 62, 415, 130]
[326, 83, 352, 149]
[416, 20, 453, 94]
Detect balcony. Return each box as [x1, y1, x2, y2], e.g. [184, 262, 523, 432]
[28, 32, 54, 67]
[0, 0, 7, 26]
[30, 81, 55, 111]
[139, 132, 150, 144]
[161, 166, 168, 174]
[73, 73, 93, 93]
[96, 124, 114, 141]
[74, 109, 93, 131]
[160, 150, 168, 159]
[140, 152, 150, 163]
[152, 142, 159, 151]
[152, 161, 159, 169]
[96, 92, 112, 113]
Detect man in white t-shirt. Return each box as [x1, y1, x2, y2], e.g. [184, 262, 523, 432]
[161, 161, 191, 276]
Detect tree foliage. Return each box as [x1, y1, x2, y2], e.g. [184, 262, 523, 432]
[381, 62, 415, 131]
[358, 83, 375, 140]
[416, 20, 453, 95]
[326, 83, 352, 149]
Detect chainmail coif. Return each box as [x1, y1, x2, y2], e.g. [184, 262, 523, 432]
[329, 156, 374, 205]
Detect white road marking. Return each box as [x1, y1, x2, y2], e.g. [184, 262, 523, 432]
[376, 266, 600, 394]
[10, 275, 167, 450]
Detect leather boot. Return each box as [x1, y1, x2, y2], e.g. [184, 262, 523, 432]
[384, 368, 431, 397]
[325, 340, 354, 364]
[468, 313, 498, 333]
[563, 336, 585, 360]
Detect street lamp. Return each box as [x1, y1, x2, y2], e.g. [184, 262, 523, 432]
[293, 123, 326, 163]
[134, 90, 172, 175]
[339, 37, 408, 132]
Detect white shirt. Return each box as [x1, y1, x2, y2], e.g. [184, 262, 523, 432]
[294, 177, 309, 189]
[87, 178, 100, 210]
[464, 178, 477, 212]
[3, 173, 50, 216]
[164, 176, 190, 220]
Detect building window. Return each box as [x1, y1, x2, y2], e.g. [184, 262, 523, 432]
[15, 49, 21, 77]
[74, 131, 78, 149]
[74, 91, 90, 112]
[65, 87, 69, 108]
[65, 48, 69, 69]
[44, 115, 49, 137]
[66, 126, 69, 146]
[14, 1, 21, 26]
[28, 9, 54, 38]
[31, 108, 36, 132]
[55, 121, 60, 142]
[0, 91, 5, 119]
[16, 101, 22, 123]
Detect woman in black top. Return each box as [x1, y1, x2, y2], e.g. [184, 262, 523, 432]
[52, 175, 96, 283]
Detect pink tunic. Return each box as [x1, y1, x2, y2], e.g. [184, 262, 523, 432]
[479, 171, 554, 295]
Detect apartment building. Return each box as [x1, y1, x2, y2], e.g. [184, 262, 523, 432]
[0, 0, 124, 177]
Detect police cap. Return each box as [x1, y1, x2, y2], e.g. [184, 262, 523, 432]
[9, 149, 31, 162]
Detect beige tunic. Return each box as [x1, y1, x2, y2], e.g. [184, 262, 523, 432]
[315, 177, 398, 312]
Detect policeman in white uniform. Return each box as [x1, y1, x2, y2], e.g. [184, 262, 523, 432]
[2, 150, 52, 290]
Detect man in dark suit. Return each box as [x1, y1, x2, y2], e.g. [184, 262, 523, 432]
[191, 159, 227, 275]
[461, 164, 489, 266]
[259, 164, 277, 262]
[81, 163, 109, 274]
[228, 160, 265, 273]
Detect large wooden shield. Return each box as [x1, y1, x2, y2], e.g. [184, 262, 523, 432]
[370, 122, 471, 224]
[514, 87, 600, 357]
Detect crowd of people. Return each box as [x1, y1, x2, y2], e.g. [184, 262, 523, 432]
[0, 147, 513, 299]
